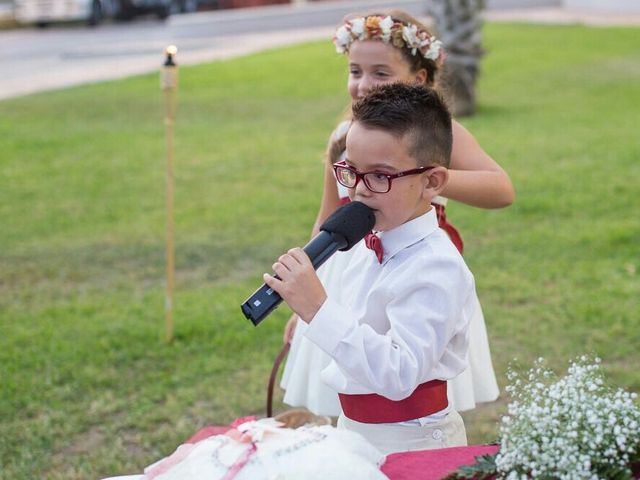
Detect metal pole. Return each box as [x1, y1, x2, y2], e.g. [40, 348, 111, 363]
[161, 45, 178, 343]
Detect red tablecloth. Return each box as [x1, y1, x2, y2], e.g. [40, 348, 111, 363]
[186, 426, 499, 480]
[382, 444, 499, 480]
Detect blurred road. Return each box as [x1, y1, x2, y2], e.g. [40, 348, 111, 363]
[0, 0, 426, 99]
[0, 0, 638, 100]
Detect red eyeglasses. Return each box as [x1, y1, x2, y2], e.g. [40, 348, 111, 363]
[333, 161, 435, 194]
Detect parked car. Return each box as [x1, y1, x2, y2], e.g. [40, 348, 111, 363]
[169, 0, 219, 13]
[116, 0, 172, 20]
[13, 0, 173, 26]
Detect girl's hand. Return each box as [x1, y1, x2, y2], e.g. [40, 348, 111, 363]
[283, 314, 298, 344]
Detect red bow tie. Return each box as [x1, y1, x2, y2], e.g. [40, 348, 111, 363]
[364, 232, 384, 264]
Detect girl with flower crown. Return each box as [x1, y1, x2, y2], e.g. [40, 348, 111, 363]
[280, 10, 514, 419]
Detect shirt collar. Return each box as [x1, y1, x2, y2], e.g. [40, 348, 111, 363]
[377, 207, 439, 265]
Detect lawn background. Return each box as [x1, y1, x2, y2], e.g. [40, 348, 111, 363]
[1, 23, 639, 479]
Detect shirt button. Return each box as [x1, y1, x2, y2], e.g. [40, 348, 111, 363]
[432, 429, 443, 440]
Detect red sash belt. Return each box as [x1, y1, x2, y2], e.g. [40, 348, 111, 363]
[338, 380, 448, 424]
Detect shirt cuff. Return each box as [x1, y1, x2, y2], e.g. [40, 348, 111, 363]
[304, 297, 354, 355]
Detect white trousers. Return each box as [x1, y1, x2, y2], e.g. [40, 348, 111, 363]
[337, 410, 467, 456]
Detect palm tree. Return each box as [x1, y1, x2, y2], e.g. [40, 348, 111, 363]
[426, 0, 485, 117]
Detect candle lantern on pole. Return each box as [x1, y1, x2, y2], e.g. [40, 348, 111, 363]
[161, 45, 178, 343]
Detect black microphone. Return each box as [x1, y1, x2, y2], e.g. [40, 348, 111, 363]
[241, 201, 375, 326]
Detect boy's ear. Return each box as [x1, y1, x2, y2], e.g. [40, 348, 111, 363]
[423, 166, 448, 196]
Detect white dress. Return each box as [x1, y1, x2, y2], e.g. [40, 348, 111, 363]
[280, 180, 499, 415]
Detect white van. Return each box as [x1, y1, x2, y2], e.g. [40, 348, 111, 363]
[14, 0, 172, 26]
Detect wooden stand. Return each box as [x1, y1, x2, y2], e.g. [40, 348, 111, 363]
[161, 46, 178, 343]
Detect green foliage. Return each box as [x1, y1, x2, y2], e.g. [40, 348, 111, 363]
[443, 454, 498, 480]
[0, 24, 639, 479]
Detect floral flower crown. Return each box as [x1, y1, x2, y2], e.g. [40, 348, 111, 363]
[334, 15, 445, 65]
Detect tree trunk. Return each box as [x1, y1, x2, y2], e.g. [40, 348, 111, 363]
[426, 0, 485, 117]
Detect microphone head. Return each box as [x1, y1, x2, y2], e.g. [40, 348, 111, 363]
[320, 201, 375, 251]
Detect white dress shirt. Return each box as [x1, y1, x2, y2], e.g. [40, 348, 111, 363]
[305, 207, 475, 403]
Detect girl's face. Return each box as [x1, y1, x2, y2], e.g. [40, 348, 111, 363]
[347, 40, 427, 101]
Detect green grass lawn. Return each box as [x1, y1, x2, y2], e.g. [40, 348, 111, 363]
[1, 23, 639, 479]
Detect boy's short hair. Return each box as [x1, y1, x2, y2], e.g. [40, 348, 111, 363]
[350, 83, 452, 168]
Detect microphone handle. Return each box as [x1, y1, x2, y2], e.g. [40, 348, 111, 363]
[241, 231, 347, 326]
[305, 231, 347, 269]
[240, 282, 283, 327]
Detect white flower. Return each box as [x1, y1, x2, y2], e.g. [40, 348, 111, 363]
[350, 18, 365, 39]
[379, 15, 393, 41]
[426, 39, 443, 60]
[334, 25, 351, 53]
[495, 356, 640, 479]
[402, 24, 419, 55]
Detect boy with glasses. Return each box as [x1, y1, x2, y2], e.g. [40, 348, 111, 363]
[264, 83, 474, 455]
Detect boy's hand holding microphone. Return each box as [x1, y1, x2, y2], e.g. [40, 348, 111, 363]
[241, 201, 375, 326]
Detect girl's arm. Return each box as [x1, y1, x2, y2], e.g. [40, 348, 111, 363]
[310, 127, 346, 236]
[311, 161, 342, 236]
[283, 131, 343, 344]
[443, 120, 515, 209]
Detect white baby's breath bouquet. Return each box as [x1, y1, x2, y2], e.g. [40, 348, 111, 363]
[447, 356, 640, 479]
